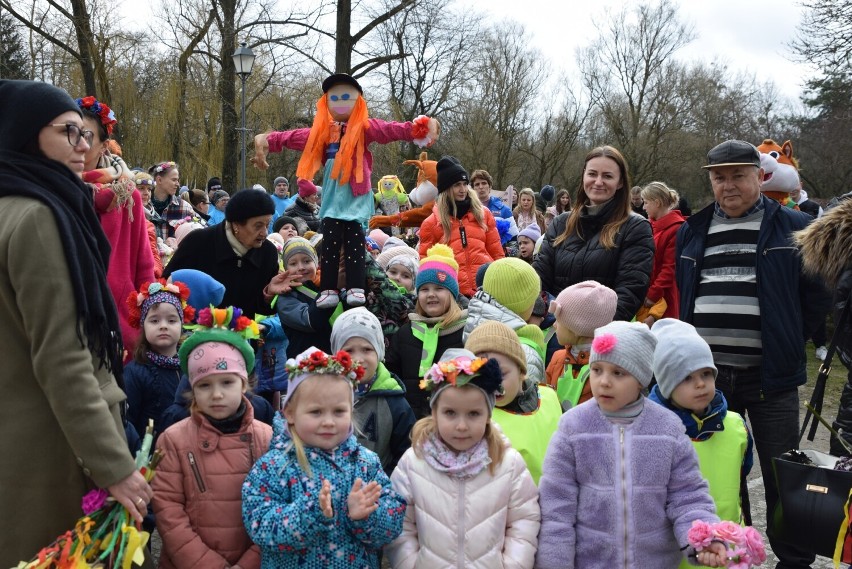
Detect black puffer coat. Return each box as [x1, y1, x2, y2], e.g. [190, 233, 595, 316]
[534, 201, 654, 321]
[285, 197, 320, 231]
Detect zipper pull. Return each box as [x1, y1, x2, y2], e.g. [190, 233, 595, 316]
[237, 258, 242, 268]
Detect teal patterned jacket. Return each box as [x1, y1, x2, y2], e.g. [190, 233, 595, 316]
[242, 413, 406, 568]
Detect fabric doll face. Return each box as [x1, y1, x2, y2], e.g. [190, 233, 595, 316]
[670, 367, 716, 414]
[476, 351, 523, 408]
[589, 360, 642, 413]
[340, 337, 379, 384]
[192, 372, 247, 420]
[381, 178, 396, 192]
[432, 385, 490, 453]
[326, 83, 360, 122]
[284, 374, 353, 450]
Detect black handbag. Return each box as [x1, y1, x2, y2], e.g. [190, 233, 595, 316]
[769, 301, 852, 558]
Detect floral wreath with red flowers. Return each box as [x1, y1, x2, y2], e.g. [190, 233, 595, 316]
[189, 305, 261, 341]
[76, 96, 117, 136]
[126, 279, 195, 328]
[420, 354, 490, 391]
[285, 347, 366, 387]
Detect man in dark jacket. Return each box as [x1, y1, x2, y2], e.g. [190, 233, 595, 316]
[676, 139, 830, 569]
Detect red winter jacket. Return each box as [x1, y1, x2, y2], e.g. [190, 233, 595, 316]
[418, 204, 505, 297]
[648, 209, 686, 319]
[152, 400, 272, 569]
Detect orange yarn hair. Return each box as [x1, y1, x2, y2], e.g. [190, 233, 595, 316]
[295, 94, 370, 189]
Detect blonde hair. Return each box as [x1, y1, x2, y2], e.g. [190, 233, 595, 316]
[436, 189, 487, 242]
[554, 146, 632, 249]
[512, 188, 536, 215]
[410, 407, 505, 475]
[284, 374, 354, 477]
[640, 181, 679, 209]
[415, 292, 464, 328]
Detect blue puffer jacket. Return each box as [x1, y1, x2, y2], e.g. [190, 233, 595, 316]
[675, 197, 828, 393]
[242, 414, 406, 569]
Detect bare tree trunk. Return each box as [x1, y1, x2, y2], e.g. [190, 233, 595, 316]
[68, 0, 97, 95]
[335, 0, 351, 73]
[219, 0, 238, 192]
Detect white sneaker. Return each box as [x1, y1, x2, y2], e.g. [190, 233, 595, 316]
[816, 346, 828, 361]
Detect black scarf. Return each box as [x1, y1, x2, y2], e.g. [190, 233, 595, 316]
[0, 151, 125, 386]
[453, 197, 471, 219]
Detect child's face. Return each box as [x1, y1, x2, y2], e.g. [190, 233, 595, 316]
[286, 253, 317, 284]
[143, 302, 182, 356]
[589, 361, 643, 413]
[193, 372, 246, 420]
[341, 337, 379, 383]
[518, 236, 535, 259]
[418, 283, 453, 317]
[387, 264, 414, 292]
[477, 351, 523, 408]
[670, 367, 716, 414]
[432, 386, 489, 453]
[284, 375, 353, 450]
[277, 223, 298, 241]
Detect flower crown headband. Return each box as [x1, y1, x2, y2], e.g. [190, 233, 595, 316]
[420, 354, 503, 395]
[77, 96, 117, 136]
[127, 279, 195, 328]
[188, 306, 261, 340]
[285, 348, 366, 388]
[153, 161, 177, 175]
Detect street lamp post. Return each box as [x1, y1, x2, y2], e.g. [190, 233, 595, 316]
[232, 41, 255, 191]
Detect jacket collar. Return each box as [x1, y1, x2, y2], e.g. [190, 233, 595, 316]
[648, 386, 727, 440]
[212, 222, 265, 268]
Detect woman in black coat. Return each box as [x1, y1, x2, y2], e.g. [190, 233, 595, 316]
[533, 146, 654, 322]
[164, 189, 279, 317]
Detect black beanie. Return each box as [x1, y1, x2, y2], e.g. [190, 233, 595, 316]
[225, 188, 275, 222]
[540, 184, 555, 202]
[273, 215, 299, 233]
[436, 155, 469, 193]
[207, 177, 222, 192]
[0, 80, 81, 152]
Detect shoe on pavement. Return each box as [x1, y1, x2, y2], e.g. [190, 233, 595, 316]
[816, 345, 828, 361]
[316, 290, 340, 308]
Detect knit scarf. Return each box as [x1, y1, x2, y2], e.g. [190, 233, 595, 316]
[145, 350, 180, 370]
[422, 432, 491, 479]
[204, 400, 247, 435]
[0, 150, 124, 385]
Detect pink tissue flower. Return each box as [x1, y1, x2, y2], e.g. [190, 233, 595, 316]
[196, 307, 213, 327]
[687, 520, 714, 549]
[592, 333, 617, 355]
[742, 526, 766, 564]
[81, 487, 109, 515]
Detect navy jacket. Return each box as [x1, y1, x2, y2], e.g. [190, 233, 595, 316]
[675, 197, 828, 392]
[124, 360, 182, 441]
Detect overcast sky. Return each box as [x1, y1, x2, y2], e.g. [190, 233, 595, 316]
[477, 0, 812, 104]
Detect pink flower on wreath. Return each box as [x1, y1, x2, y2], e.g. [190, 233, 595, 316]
[687, 520, 714, 549]
[592, 333, 617, 355]
[714, 520, 745, 545]
[742, 526, 766, 563]
[728, 547, 750, 569]
[81, 488, 109, 515]
[196, 307, 214, 327]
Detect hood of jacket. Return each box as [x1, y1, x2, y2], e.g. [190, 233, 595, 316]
[648, 385, 727, 440]
[650, 209, 686, 233]
[463, 291, 527, 336]
[794, 196, 852, 288]
[363, 363, 406, 398]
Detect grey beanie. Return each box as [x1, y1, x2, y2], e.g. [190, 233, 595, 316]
[651, 319, 717, 399]
[330, 307, 385, 362]
[211, 190, 229, 205]
[590, 321, 657, 387]
[273, 176, 289, 187]
[0, 80, 81, 152]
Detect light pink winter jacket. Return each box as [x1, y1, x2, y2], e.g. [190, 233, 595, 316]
[387, 445, 540, 569]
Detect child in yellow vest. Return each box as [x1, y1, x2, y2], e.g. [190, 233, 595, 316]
[545, 281, 617, 410]
[647, 318, 754, 569]
[466, 321, 562, 485]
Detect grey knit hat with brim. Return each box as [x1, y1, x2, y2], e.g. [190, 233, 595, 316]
[590, 321, 657, 387]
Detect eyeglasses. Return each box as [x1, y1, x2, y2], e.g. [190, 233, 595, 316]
[50, 123, 95, 147]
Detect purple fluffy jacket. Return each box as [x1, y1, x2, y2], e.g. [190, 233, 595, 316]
[535, 399, 719, 569]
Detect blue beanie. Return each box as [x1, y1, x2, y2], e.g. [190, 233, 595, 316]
[169, 269, 225, 311]
[540, 185, 555, 202]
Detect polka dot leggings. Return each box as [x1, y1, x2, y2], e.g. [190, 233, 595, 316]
[320, 217, 366, 292]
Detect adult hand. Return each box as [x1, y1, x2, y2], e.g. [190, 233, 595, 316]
[108, 470, 153, 525]
[427, 118, 440, 146]
[643, 315, 655, 327]
[251, 132, 271, 171]
[319, 478, 334, 519]
[347, 478, 381, 521]
[696, 541, 728, 567]
[266, 270, 300, 296]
